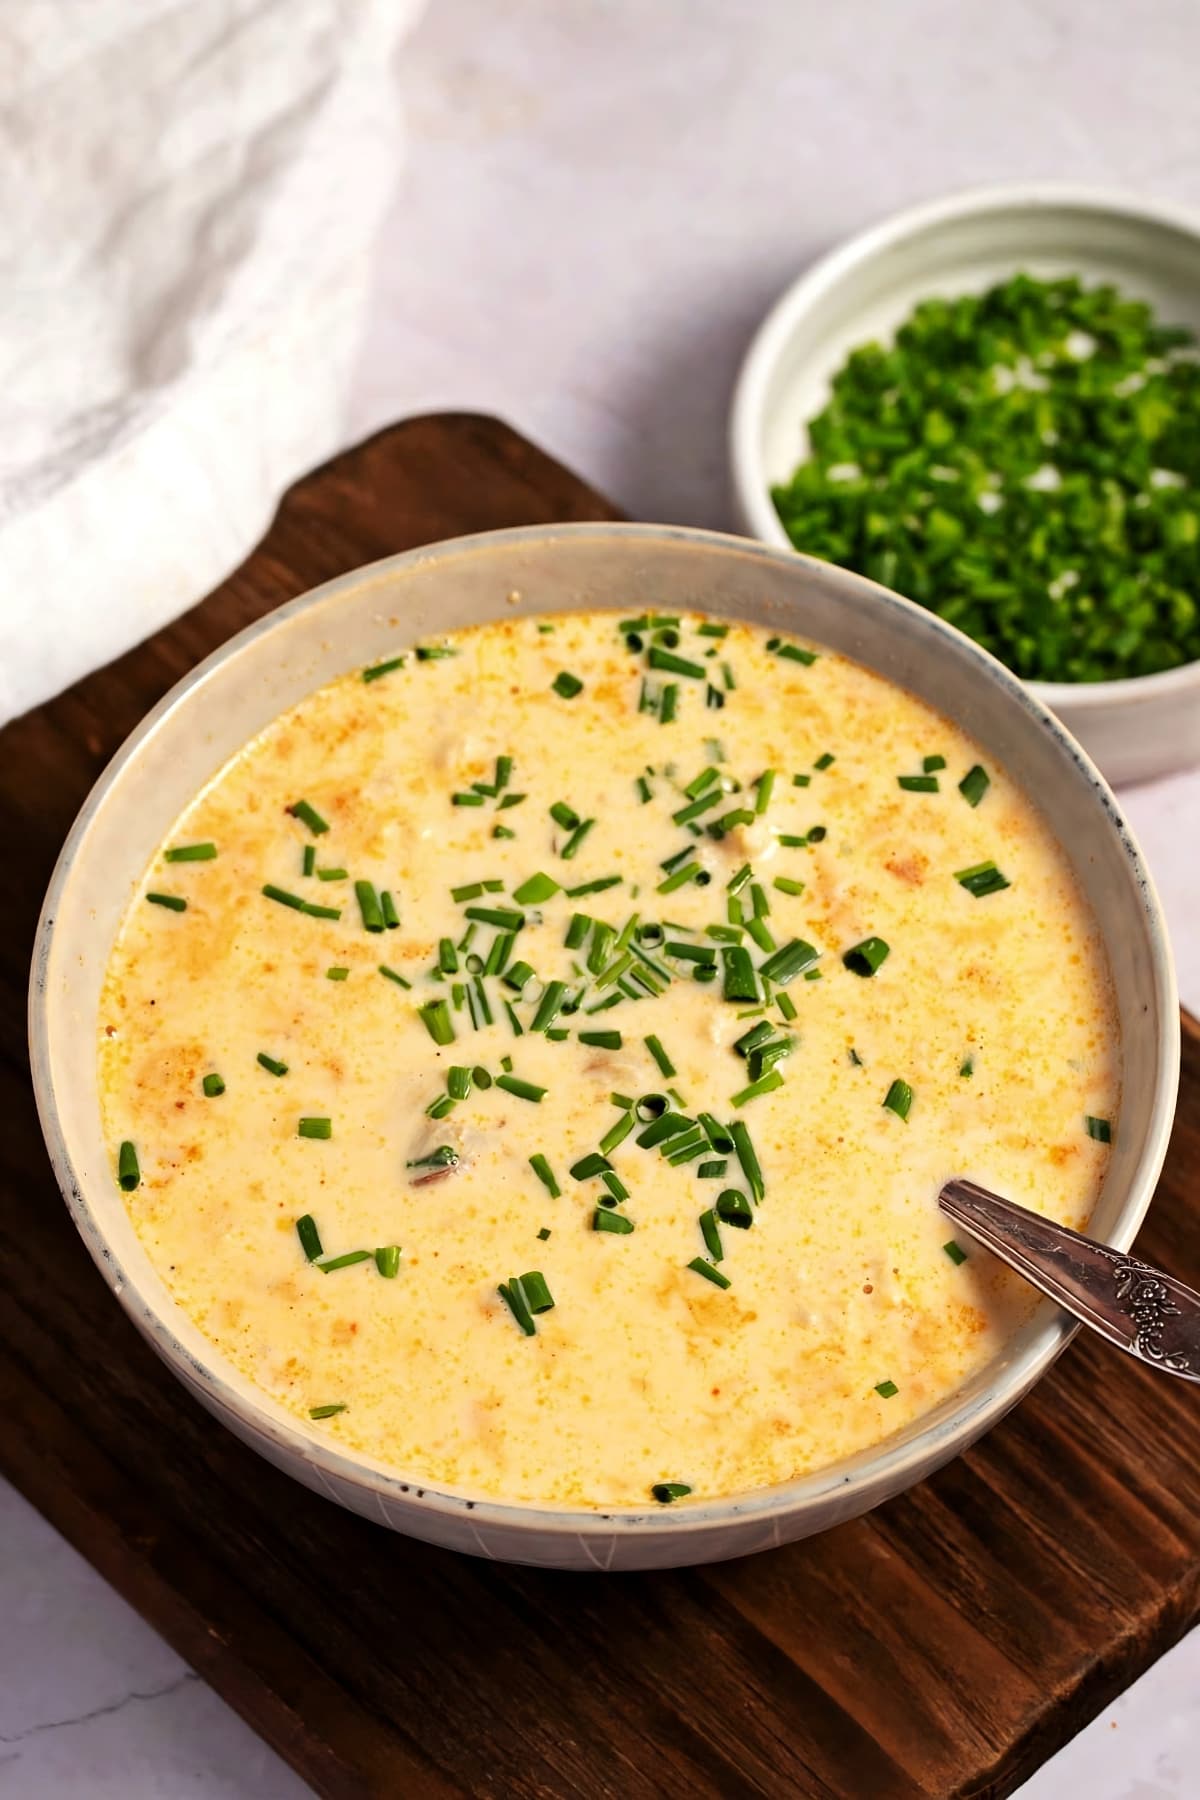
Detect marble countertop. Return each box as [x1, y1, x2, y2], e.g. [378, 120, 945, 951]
[5, 0, 1200, 1791]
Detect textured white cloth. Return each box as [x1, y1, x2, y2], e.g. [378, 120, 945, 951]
[0, 0, 414, 725]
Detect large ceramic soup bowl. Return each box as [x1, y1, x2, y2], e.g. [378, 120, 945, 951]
[29, 524, 1179, 1571]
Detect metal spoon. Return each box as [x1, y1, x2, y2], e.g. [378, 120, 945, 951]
[939, 1177, 1200, 1382]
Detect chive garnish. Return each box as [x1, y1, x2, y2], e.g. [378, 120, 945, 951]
[503, 1001, 524, 1037]
[520, 1271, 555, 1314]
[672, 789, 723, 827]
[498, 1280, 536, 1335]
[687, 1257, 731, 1289]
[447, 1067, 473, 1101]
[465, 905, 524, 929]
[376, 1245, 402, 1278]
[959, 1055, 974, 1077]
[875, 1380, 899, 1399]
[362, 654, 406, 682]
[560, 819, 595, 860]
[355, 880, 385, 933]
[657, 861, 701, 894]
[731, 1070, 784, 1107]
[645, 1035, 676, 1078]
[316, 867, 347, 882]
[298, 1117, 332, 1139]
[777, 991, 797, 1022]
[427, 1095, 455, 1120]
[899, 773, 940, 793]
[758, 938, 819, 986]
[529, 1154, 561, 1197]
[570, 1151, 613, 1181]
[504, 959, 537, 992]
[381, 891, 400, 929]
[146, 892, 187, 912]
[813, 752, 835, 771]
[792, 773, 811, 788]
[537, 1227, 551, 1241]
[530, 981, 567, 1033]
[452, 882, 485, 902]
[201, 1072, 225, 1097]
[722, 946, 760, 1003]
[766, 637, 818, 665]
[451, 792, 486, 807]
[651, 1482, 693, 1503]
[698, 622, 729, 639]
[883, 1079, 913, 1121]
[309, 1403, 347, 1419]
[700, 1210, 723, 1261]
[438, 938, 459, 975]
[326, 966, 349, 981]
[415, 643, 457, 661]
[262, 884, 306, 912]
[579, 1029, 622, 1048]
[288, 800, 329, 837]
[697, 1159, 727, 1179]
[955, 860, 1010, 897]
[1085, 1115, 1112, 1143]
[566, 875, 622, 898]
[550, 802, 581, 831]
[418, 999, 455, 1045]
[648, 646, 706, 679]
[594, 1209, 634, 1234]
[635, 1111, 694, 1150]
[635, 1093, 669, 1122]
[842, 936, 891, 977]
[552, 671, 584, 698]
[498, 792, 526, 811]
[773, 877, 805, 897]
[660, 683, 680, 723]
[513, 871, 560, 905]
[636, 775, 653, 803]
[943, 1240, 968, 1266]
[257, 1052, 288, 1076]
[303, 845, 317, 877]
[496, 1073, 547, 1102]
[729, 1120, 764, 1202]
[744, 917, 775, 954]
[379, 964, 411, 989]
[116, 1140, 140, 1191]
[164, 842, 217, 862]
[564, 913, 591, 949]
[296, 1214, 322, 1261]
[599, 1110, 636, 1156]
[959, 764, 991, 807]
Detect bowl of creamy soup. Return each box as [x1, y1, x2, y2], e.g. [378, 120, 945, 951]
[29, 524, 1178, 1571]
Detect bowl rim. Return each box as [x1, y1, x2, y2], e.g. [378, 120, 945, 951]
[729, 178, 1200, 707]
[28, 519, 1181, 1548]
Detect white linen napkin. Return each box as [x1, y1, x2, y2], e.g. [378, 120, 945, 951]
[0, 0, 415, 727]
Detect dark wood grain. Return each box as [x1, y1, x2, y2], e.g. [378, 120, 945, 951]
[2, 413, 1198, 1800]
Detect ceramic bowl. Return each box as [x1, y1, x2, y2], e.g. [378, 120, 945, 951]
[730, 183, 1200, 784]
[29, 523, 1179, 1570]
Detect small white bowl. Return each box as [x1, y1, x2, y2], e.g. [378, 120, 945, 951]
[730, 184, 1200, 785]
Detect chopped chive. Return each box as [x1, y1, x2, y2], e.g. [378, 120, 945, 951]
[513, 871, 560, 905]
[427, 1094, 456, 1120]
[959, 1055, 974, 1077]
[730, 1120, 764, 1202]
[814, 752, 835, 771]
[599, 1110, 636, 1155]
[298, 1117, 332, 1139]
[318, 1252, 370, 1281]
[875, 1379, 899, 1399]
[635, 775, 653, 803]
[722, 945, 760, 1003]
[316, 867, 348, 882]
[792, 773, 811, 788]
[531, 981, 567, 1033]
[537, 1227, 551, 1241]
[309, 1403, 347, 1419]
[566, 875, 623, 898]
[923, 754, 947, 773]
[257, 1053, 288, 1077]
[697, 1159, 727, 1179]
[438, 938, 459, 975]
[777, 834, 807, 848]
[296, 1214, 322, 1261]
[146, 892, 187, 912]
[883, 1079, 913, 1121]
[634, 1093, 669, 1122]
[520, 1271, 555, 1314]
[651, 1481, 693, 1502]
[552, 671, 584, 698]
[376, 1245, 402, 1278]
[648, 646, 706, 679]
[495, 755, 513, 789]
[848, 1046, 864, 1066]
[362, 654, 406, 682]
[579, 1029, 622, 1049]
[472, 975, 493, 1026]
[842, 936, 891, 977]
[504, 1000, 525, 1037]
[943, 1240, 968, 1266]
[116, 1140, 140, 1191]
[465, 905, 524, 930]
[326, 966, 350, 981]
[381, 891, 400, 929]
[452, 883, 486, 903]
[379, 964, 411, 989]
[303, 901, 342, 920]
[665, 942, 717, 965]
[643, 1035, 676, 1078]
[201, 1072, 225, 1097]
[698, 622, 729, 639]
[776, 991, 797, 1022]
[959, 764, 991, 807]
[484, 932, 514, 978]
[773, 876, 805, 897]
[498, 1281, 536, 1335]
[687, 1257, 731, 1289]
[262, 884, 306, 912]
[716, 1189, 753, 1229]
[529, 1154, 561, 1198]
[657, 861, 701, 894]
[504, 960, 537, 992]
[1085, 1115, 1112, 1143]
[807, 826, 827, 843]
[727, 864, 753, 896]
[570, 1151, 612, 1181]
[447, 1066, 473, 1101]
[734, 1024, 773, 1058]
[707, 807, 755, 838]
[898, 774, 939, 793]
[303, 845, 316, 877]
[954, 860, 1010, 898]
[748, 1036, 794, 1080]
[672, 789, 724, 827]
[594, 1209, 634, 1234]
[452, 792, 486, 807]
[696, 1113, 734, 1154]
[550, 801, 581, 831]
[560, 819, 595, 861]
[415, 643, 457, 661]
[564, 913, 591, 950]
[418, 999, 455, 1045]
[164, 842, 217, 863]
[355, 881, 385, 932]
[684, 767, 721, 800]
[731, 1070, 784, 1106]
[750, 883, 771, 919]
[700, 1210, 723, 1261]
[496, 1073, 546, 1102]
[636, 1111, 694, 1149]
[288, 800, 329, 836]
[660, 683, 679, 723]
[766, 638, 818, 665]
[759, 938, 819, 986]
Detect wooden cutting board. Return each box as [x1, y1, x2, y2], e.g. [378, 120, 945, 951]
[2, 414, 1198, 1800]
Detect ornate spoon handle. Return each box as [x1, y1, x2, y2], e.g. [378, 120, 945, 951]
[939, 1178, 1200, 1382]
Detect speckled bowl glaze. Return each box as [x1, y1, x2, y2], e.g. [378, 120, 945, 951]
[29, 524, 1179, 1570]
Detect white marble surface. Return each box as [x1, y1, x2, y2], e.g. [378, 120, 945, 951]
[7, 0, 1200, 1792]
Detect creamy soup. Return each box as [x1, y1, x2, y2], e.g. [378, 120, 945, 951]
[98, 611, 1119, 1509]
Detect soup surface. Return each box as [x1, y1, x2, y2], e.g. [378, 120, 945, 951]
[98, 611, 1119, 1509]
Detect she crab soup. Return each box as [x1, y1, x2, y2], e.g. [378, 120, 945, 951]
[98, 610, 1119, 1509]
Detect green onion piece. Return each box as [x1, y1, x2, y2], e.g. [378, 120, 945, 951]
[727, 864, 753, 895]
[744, 916, 775, 954]
[599, 1110, 636, 1156]
[379, 964, 411, 989]
[842, 936, 891, 977]
[257, 1052, 288, 1077]
[699, 1210, 723, 1261]
[381, 891, 400, 929]
[418, 999, 455, 1045]
[766, 637, 818, 665]
[303, 901, 342, 921]
[529, 1154, 561, 1197]
[954, 860, 1011, 898]
[773, 876, 805, 897]
[550, 801, 581, 830]
[427, 1095, 456, 1120]
[734, 1020, 773, 1056]
[635, 775, 653, 803]
[635, 1111, 694, 1151]
[634, 1093, 669, 1122]
[943, 1240, 968, 1266]
[484, 932, 514, 978]
[375, 1245, 402, 1278]
[201, 1072, 225, 1097]
[438, 938, 459, 975]
[959, 1055, 974, 1078]
[694, 1113, 733, 1155]
[564, 912, 592, 951]
[415, 643, 458, 661]
[792, 773, 811, 788]
[164, 842, 217, 862]
[498, 1281, 536, 1335]
[309, 1403, 347, 1419]
[552, 671, 584, 698]
[875, 1379, 899, 1399]
[672, 789, 723, 828]
[898, 774, 939, 792]
[657, 861, 701, 895]
[530, 980, 567, 1033]
[923, 754, 947, 773]
[730, 1120, 764, 1202]
[451, 792, 486, 807]
[687, 1257, 731, 1289]
[288, 800, 329, 836]
[807, 826, 827, 842]
[504, 960, 537, 993]
[849, 1046, 864, 1066]
[697, 1159, 727, 1179]
[959, 765, 991, 808]
[644, 1035, 676, 1078]
[750, 882, 771, 919]
[520, 1270, 555, 1314]
[303, 845, 316, 877]
[498, 792, 527, 812]
[683, 767, 720, 800]
[566, 875, 622, 898]
[326, 966, 349, 981]
[758, 938, 819, 986]
[472, 975, 493, 1026]
[355, 880, 385, 933]
[465, 905, 524, 929]
[503, 1000, 524, 1037]
[579, 1029, 622, 1049]
[707, 807, 754, 838]
[362, 654, 406, 682]
[660, 683, 679, 723]
[537, 1227, 551, 1241]
[570, 1151, 613, 1181]
[513, 871, 560, 905]
[648, 646, 706, 679]
[473, 1065, 492, 1089]
[777, 991, 797, 1022]
[496, 1073, 546, 1103]
[447, 1066, 473, 1101]
[317, 867, 348, 882]
[298, 1117, 332, 1139]
[1085, 1115, 1112, 1143]
[146, 892, 187, 912]
[116, 1140, 140, 1191]
[716, 1189, 753, 1229]
[748, 1036, 794, 1080]
[665, 942, 717, 965]
[754, 769, 776, 815]
[731, 1069, 784, 1107]
[883, 1079, 913, 1121]
[560, 819, 595, 861]
[651, 1481, 693, 1502]
[296, 1214, 323, 1261]
[721, 945, 759, 1003]
[452, 882, 485, 902]
[777, 834, 807, 848]
[593, 1209, 634, 1234]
